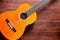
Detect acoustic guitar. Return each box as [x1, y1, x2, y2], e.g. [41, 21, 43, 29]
[0, 0, 50, 40]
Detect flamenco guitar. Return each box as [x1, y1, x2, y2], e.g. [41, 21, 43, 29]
[0, 0, 50, 40]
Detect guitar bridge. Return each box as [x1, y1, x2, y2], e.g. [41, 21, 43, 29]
[5, 19, 16, 32]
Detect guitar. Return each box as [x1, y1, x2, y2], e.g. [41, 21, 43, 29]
[0, 0, 50, 40]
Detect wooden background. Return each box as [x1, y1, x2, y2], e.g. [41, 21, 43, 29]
[0, 0, 60, 40]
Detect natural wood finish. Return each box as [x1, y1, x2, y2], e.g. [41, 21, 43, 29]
[0, 0, 60, 40]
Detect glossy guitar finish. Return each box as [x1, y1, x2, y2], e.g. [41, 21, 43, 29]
[0, 4, 37, 40]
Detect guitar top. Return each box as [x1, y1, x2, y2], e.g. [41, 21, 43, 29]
[0, 4, 37, 40]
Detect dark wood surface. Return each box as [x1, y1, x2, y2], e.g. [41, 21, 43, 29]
[0, 0, 60, 40]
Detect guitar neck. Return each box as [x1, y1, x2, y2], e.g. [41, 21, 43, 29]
[26, 0, 50, 16]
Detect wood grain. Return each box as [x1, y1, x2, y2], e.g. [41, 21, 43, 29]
[0, 0, 60, 40]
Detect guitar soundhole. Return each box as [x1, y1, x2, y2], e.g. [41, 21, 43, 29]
[20, 13, 27, 20]
[5, 19, 16, 32]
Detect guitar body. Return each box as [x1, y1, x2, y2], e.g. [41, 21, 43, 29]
[0, 4, 37, 40]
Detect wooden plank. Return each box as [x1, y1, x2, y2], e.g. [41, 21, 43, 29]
[0, 0, 60, 40]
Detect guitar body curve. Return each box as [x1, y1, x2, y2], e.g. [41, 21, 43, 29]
[0, 4, 37, 40]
